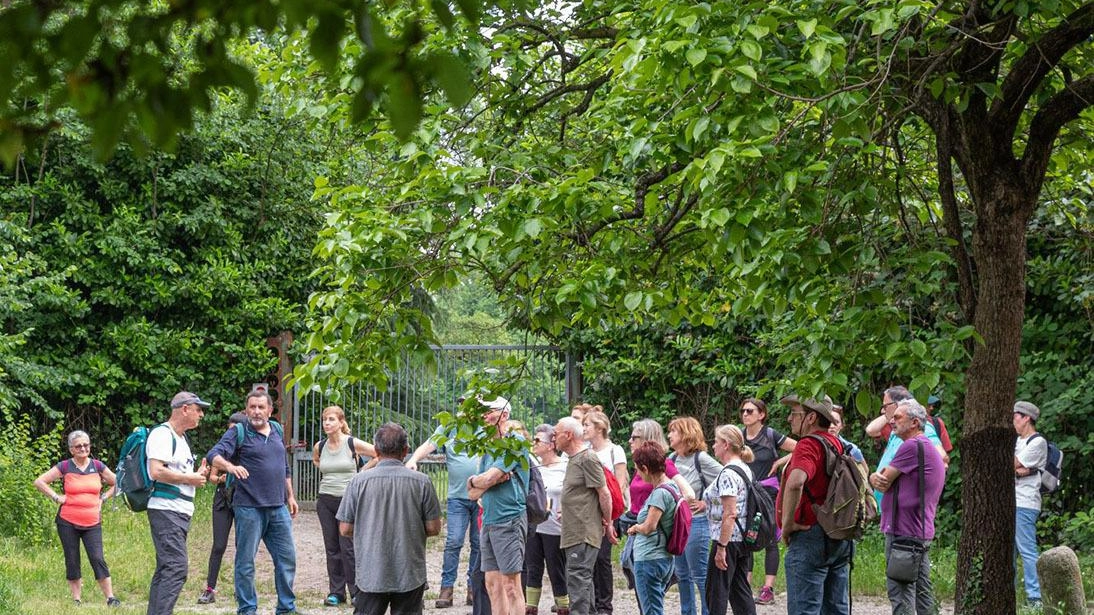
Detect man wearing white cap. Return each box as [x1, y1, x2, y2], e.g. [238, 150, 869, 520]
[1013, 400, 1046, 606]
[467, 396, 530, 615]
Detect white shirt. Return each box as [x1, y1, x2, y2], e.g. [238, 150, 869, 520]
[704, 459, 751, 542]
[1015, 434, 1047, 511]
[535, 459, 567, 535]
[146, 424, 196, 516]
[593, 443, 626, 471]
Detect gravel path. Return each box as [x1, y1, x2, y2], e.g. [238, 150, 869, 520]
[179, 510, 952, 615]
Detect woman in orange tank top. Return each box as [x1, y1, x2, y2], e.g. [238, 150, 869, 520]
[33, 430, 121, 607]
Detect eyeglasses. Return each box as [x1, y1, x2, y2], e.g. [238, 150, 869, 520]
[628, 434, 641, 441]
[881, 401, 897, 410]
[71, 443, 90, 450]
[741, 407, 758, 415]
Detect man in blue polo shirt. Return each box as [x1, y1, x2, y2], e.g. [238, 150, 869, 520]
[208, 390, 301, 615]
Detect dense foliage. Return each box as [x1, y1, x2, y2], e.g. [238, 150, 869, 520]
[0, 101, 327, 458]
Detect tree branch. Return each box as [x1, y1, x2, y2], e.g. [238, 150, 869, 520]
[1021, 73, 1094, 193]
[935, 117, 977, 325]
[992, 3, 1094, 134]
[569, 161, 686, 246]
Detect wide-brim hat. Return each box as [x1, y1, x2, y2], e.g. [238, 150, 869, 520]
[479, 395, 512, 414]
[780, 393, 836, 423]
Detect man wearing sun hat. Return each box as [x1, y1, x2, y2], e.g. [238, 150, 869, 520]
[777, 393, 853, 615]
[146, 391, 210, 615]
[1013, 400, 1047, 606]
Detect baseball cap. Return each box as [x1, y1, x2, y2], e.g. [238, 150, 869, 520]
[171, 391, 211, 409]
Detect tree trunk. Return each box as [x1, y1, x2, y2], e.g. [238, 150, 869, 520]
[955, 197, 1030, 615]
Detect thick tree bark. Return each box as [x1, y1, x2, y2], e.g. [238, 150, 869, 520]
[954, 196, 1031, 615]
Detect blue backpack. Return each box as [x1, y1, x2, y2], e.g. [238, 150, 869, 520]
[115, 424, 188, 512]
[1029, 433, 1063, 495]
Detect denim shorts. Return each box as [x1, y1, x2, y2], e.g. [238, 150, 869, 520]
[481, 514, 528, 574]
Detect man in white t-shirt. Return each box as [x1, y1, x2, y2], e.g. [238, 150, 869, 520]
[146, 391, 209, 615]
[1013, 400, 1047, 607]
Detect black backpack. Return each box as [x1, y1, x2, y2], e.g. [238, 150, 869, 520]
[316, 435, 367, 470]
[725, 465, 778, 552]
[526, 463, 549, 525]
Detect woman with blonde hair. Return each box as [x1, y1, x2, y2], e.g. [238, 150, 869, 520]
[570, 403, 602, 422]
[667, 417, 725, 615]
[704, 425, 756, 615]
[582, 409, 629, 614]
[739, 397, 795, 605]
[311, 406, 377, 607]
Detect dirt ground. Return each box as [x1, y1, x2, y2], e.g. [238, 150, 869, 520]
[183, 510, 953, 614]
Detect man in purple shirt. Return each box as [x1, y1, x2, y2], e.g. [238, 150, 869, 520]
[868, 399, 945, 615]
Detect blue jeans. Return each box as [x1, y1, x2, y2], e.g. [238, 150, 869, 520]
[784, 524, 851, 615]
[674, 514, 710, 615]
[1015, 507, 1041, 602]
[634, 557, 674, 615]
[234, 506, 297, 614]
[442, 497, 481, 587]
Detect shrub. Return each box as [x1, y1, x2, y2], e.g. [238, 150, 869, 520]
[0, 409, 62, 544]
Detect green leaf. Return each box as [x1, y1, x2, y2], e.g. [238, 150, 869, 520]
[740, 40, 762, 61]
[523, 218, 543, 238]
[686, 48, 707, 67]
[734, 64, 757, 80]
[623, 292, 643, 311]
[797, 19, 818, 38]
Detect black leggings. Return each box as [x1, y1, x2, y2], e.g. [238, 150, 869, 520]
[56, 516, 110, 581]
[317, 493, 358, 600]
[205, 487, 234, 589]
[524, 531, 567, 596]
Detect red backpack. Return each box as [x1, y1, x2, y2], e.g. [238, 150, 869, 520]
[602, 464, 626, 520]
[655, 483, 693, 555]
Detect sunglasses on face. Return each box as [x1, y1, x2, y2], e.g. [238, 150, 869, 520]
[71, 443, 90, 450]
[741, 407, 758, 415]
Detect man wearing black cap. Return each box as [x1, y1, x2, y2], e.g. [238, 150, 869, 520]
[146, 391, 209, 615]
[1013, 400, 1046, 606]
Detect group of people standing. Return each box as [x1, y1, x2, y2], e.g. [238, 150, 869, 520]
[32, 383, 1050, 615]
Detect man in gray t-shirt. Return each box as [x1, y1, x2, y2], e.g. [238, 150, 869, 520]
[339, 423, 442, 614]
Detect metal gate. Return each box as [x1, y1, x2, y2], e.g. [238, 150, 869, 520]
[292, 345, 577, 503]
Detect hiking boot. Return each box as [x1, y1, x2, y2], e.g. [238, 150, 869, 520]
[106, 597, 121, 607]
[555, 609, 570, 615]
[197, 587, 216, 604]
[527, 607, 538, 615]
[465, 588, 473, 606]
[756, 586, 775, 605]
[324, 594, 343, 607]
[435, 586, 454, 608]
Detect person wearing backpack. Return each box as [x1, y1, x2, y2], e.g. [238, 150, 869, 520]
[738, 398, 796, 606]
[33, 430, 121, 608]
[312, 405, 378, 607]
[196, 411, 247, 605]
[207, 389, 301, 615]
[703, 424, 756, 615]
[147, 391, 210, 615]
[1013, 400, 1047, 607]
[777, 394, 852, 615]
[869, 399, 945, 615]
[625, 442, 682, 615]
[525, 423, 571, 615]
[667, 416, 723, 615]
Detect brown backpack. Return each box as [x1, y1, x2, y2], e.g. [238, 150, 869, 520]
[807, 435, 877, 540]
